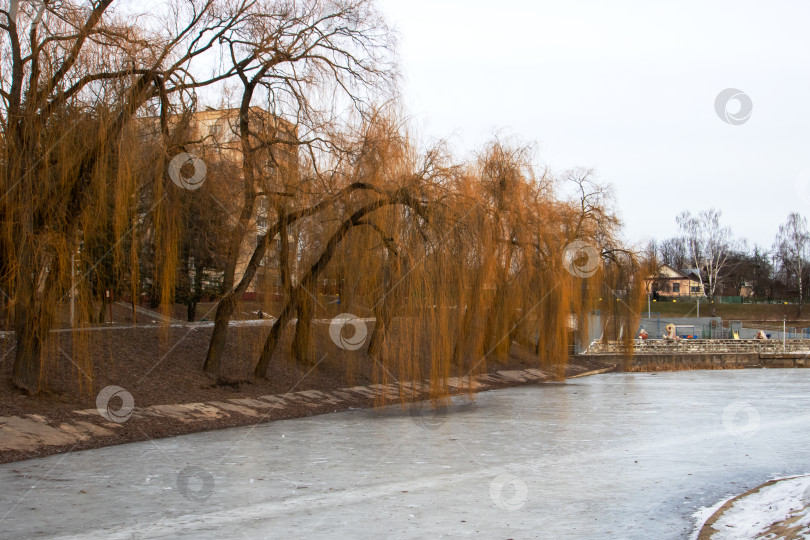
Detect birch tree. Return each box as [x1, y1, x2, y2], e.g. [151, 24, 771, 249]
[774, 212, 809, 314]
[677, 209, 733, 302]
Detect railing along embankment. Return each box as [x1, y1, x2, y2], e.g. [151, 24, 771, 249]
[581, 339, 810, 369]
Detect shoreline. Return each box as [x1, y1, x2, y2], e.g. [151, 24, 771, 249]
[3, 359, 807, 465]
[0, 359, 614, 465]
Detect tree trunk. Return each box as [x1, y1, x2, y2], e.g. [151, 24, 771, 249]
[254, 196, 415, 378]
[367, 296, 392, 360]
[202, 183, 393, 377]
[367, 262, 395, 359]
[483, 278, 511, 362]
[201, 88, 261, 376]
[203, 224, 273, 376]
[12, 302, 44, 394]
[451, 269, 484, 366]
[255, 299, 297, 377]
[203, 293, 237, 376]
[96, 298, 106, 323]
[291, 287, 315, 365]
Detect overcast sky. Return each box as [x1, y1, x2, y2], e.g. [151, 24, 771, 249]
[379, 0, 810, 250]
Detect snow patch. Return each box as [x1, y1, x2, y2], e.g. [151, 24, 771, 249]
[692, 475, 810, 539]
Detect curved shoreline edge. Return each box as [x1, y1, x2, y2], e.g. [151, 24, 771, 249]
[695, 474, 810, 539]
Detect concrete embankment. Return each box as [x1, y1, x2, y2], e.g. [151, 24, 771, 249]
[578, 351, 810, 370]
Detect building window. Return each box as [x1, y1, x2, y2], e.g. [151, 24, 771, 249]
[673, 283, 680, 294]
[208, 124, 220, 135]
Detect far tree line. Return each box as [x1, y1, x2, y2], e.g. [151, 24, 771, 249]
[648, 209, 810, 310]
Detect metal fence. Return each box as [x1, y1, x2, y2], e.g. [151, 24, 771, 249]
[637, 315, 810, 341]
[653, 295, 742, 303]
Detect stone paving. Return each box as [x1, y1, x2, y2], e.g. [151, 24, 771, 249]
[0, 362, 610, 456]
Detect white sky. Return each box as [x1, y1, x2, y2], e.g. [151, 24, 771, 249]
[379, 0, 810, 250]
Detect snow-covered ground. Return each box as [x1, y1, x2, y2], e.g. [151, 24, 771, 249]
[694, 474, 810, 539]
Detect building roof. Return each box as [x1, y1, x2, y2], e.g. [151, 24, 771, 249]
[652, 264, 701, 282]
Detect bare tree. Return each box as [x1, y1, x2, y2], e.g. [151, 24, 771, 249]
[774, 212, 809, 314]
[676, 209, 733, 302]
[658, 237, 689, 270]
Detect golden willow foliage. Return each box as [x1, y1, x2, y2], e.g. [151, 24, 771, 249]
[0, 0, 398, 394]
[0, 103, 143, 394]
[0, 0, 644, 397]
[203, 110, 646, 400]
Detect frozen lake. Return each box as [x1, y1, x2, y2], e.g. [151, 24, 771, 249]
[1, 369, 809, 539]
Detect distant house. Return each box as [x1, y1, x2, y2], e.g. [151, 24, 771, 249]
[646, 264, 705, 297]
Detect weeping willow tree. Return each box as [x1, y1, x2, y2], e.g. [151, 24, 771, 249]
[0, 0, 284, 393]
[1, 0, 643, 398]
[200, 105, 644, 396]
[194, 0, 398, 376]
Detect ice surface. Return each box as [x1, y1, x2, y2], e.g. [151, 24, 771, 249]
[1, 369, 809, 539]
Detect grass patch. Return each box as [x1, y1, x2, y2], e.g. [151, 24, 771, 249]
[644, 301, 810, 323]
